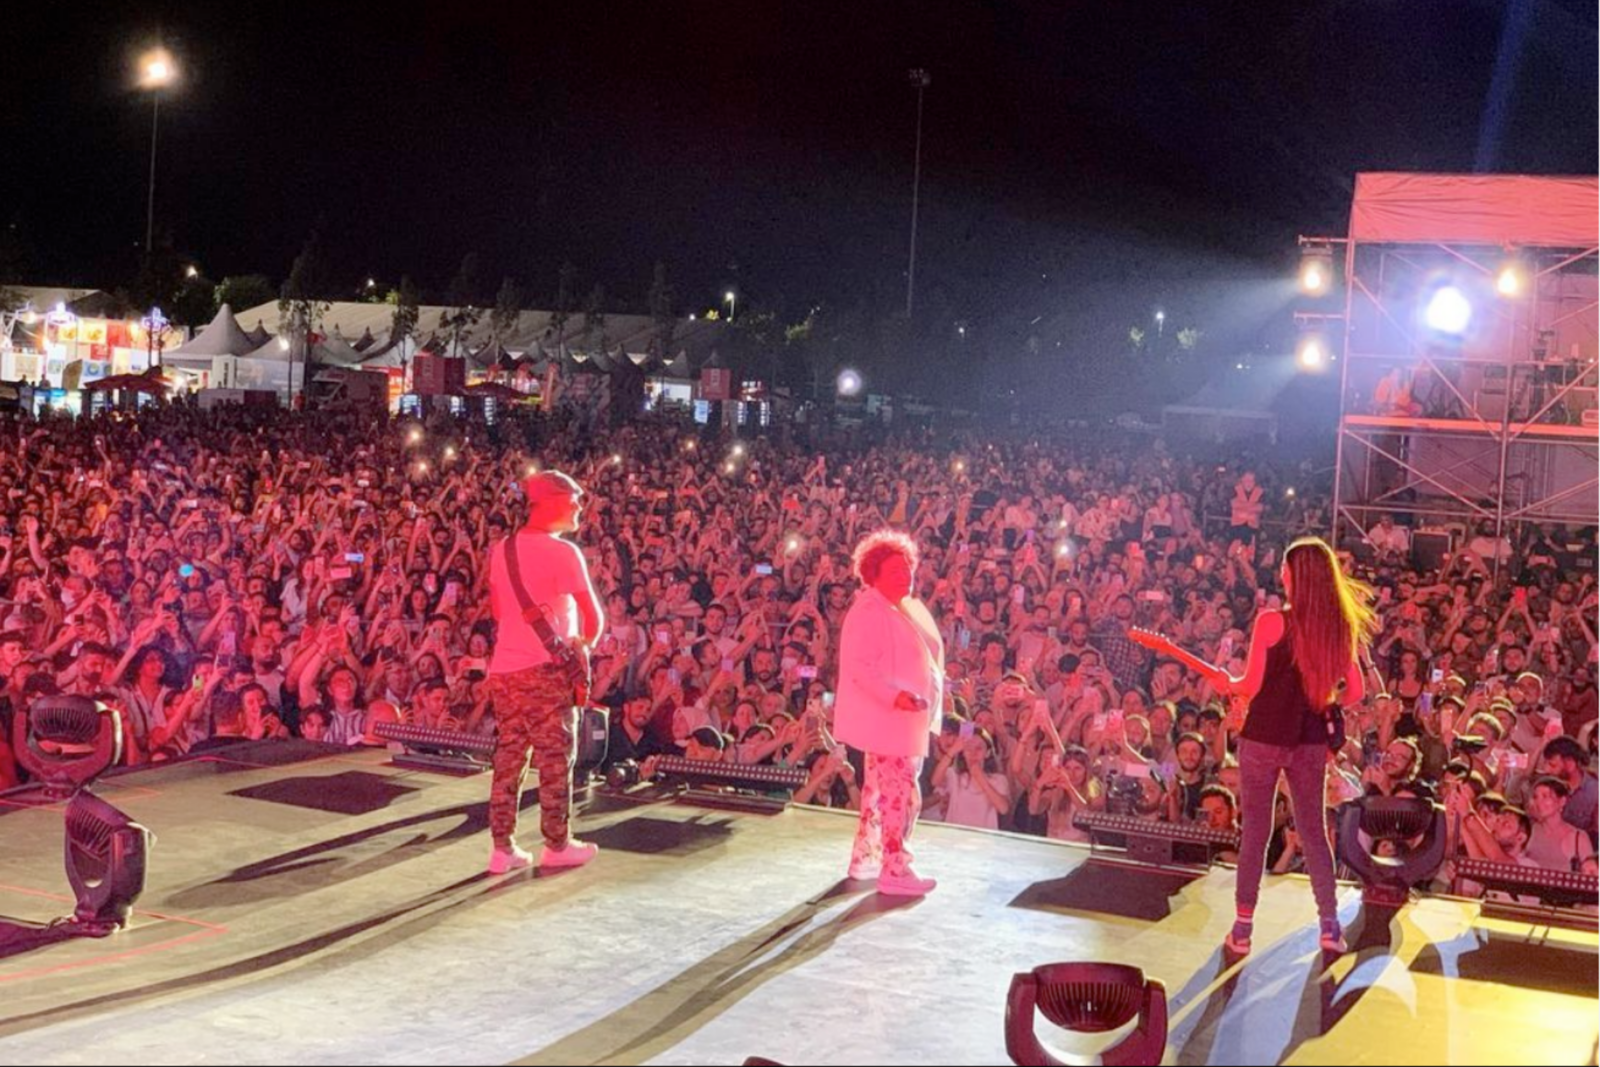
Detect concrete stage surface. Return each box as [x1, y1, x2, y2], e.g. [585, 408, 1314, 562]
[0, 742, 1594, 1065]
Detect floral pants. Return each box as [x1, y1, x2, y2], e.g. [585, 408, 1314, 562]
[850, 754, 923, 877]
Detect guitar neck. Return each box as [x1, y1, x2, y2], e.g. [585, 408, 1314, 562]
[1130, 629, 1223, 681]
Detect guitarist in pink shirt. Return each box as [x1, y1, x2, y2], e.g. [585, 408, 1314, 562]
[485, 470, 605, 875]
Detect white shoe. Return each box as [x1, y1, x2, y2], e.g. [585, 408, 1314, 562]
[539, 840, 599, 869]
[847, 861, 882, 880]
[488, 844, 534, 874]
[877, 870, 936, 897]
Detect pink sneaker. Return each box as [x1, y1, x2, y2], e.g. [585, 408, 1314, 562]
[847, 860, 882, 880]
[539, 840, 599, 869]
[488, 844, 534, 874]
[877, 870, 936, 897]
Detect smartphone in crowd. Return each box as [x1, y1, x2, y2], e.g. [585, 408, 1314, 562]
[754, 564, 773, 576]
[797, 665, 818, 680]
[345, 552, 365, 564]
[1430, 668, 1445, 684]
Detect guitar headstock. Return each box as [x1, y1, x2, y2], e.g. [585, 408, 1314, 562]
[1128, 627, 1174, 655]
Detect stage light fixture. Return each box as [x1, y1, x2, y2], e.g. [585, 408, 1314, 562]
[1296, 335, 1327, 370]
[1299, 245, 1334, 295]
[1496, 262, 1525, 297]
[15, 697, 154, 936]
[1336, 796, 1446, 907]
[65, 791, 153, 933]
[837, 369, 862, 397]
[1006, 962, 1168, 1067]
[1424, 286, 1472, 335]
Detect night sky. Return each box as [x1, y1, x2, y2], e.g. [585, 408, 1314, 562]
[6, 1, 1596, 337]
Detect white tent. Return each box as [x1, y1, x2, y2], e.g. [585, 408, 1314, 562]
[166, 304, 256, 358]
[314, 328, 368, 367]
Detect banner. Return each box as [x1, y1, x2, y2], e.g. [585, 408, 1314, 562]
[700, 367, 732, 401]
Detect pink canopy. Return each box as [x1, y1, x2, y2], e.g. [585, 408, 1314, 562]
[1349, 173, 1599, 247]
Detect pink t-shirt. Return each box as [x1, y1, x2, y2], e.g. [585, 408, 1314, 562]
[488, 530, 589, 675]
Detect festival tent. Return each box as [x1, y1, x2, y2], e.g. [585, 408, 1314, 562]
[164, 304, 255, 360]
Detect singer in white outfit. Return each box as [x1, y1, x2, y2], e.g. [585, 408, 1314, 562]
[833, 530, 945, 897]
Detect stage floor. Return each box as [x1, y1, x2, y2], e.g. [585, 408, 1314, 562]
[0, 743, 1594, 1066]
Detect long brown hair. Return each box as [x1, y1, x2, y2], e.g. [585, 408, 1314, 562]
[1283, 537, 1378, 708]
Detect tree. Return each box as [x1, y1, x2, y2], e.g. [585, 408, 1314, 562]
[171, 275, 216, 328]
[1127, 326, 1146, 354]
[581, 283, 606, 356]
[279, 229, 332, 397]
[444, 252, 482, 357]
[0, 219, 36, 312]
[647, 261, 676, 360]
[548, 263, 580, 353]
[389, 274, 421, 360]
[214, 275, 276, 315]
[129, 234, 186, 318]
[491, 276, 523, 344]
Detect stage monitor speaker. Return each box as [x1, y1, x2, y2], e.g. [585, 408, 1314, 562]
[1412, 531, 1452, 572]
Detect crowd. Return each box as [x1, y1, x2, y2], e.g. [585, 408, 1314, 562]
[1, 399, 1594, 900]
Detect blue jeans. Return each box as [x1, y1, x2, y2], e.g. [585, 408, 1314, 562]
[1234, 739, 1339, 924]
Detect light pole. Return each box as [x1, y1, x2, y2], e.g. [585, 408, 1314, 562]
[138, 49, 177, 260]
[905, 68, 931, 319]
[724, 290, 736, 323]
[1154, 310, 1166, 338]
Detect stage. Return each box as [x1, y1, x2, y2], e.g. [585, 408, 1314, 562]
[0, 743, 1594, 1066]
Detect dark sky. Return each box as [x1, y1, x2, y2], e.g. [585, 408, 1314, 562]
[6, 1, 1597, 330]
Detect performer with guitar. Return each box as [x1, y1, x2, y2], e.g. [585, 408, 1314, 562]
[484, 470, 605, 874]
[1131, 536, 1375, 956]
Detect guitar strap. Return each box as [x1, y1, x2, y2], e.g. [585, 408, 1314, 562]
[503, 537, 567, 659]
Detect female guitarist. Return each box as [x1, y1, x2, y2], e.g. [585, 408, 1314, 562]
[1219, 537, 1376, 956]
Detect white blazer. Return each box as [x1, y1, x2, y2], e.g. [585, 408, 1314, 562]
[833, 587, 945, 759]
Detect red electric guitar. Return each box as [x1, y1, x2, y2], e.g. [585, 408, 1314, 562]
[1128, 627, 1250, 732]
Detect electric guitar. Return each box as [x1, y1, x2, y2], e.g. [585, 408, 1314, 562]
[1128, 627, 1250, 731]
[523, 602, 592, 705]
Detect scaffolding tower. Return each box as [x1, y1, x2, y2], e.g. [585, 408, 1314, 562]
[1328, 174, 1598, 561]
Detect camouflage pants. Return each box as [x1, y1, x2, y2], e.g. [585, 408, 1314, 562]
[485, 666, 576, 850]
